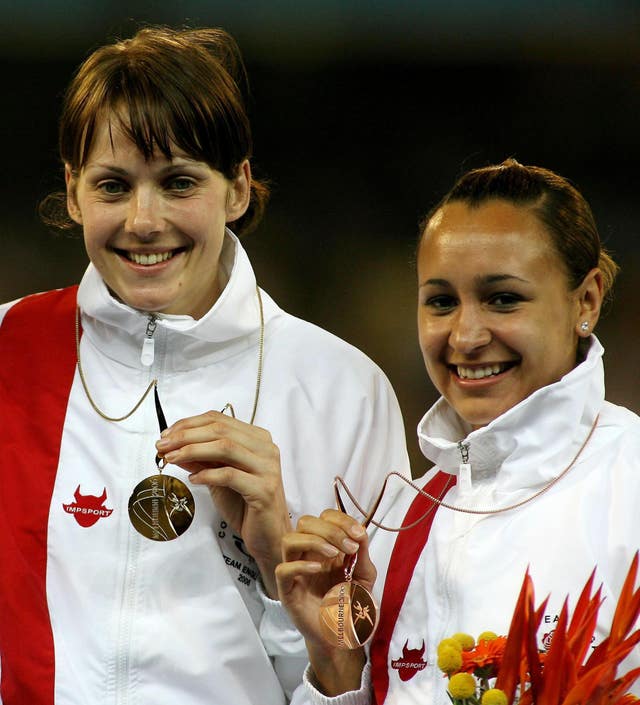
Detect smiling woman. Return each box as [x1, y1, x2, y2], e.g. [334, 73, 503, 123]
[417, 198, 602, 428]
[0, 26, 409, 705]
[276, 159, 640, 705]
[65, 120, 249, 319]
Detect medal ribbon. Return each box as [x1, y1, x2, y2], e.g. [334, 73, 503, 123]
[153, 385, 167, 468]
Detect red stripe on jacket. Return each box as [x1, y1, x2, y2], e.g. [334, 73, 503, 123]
[370, 471, 455, 704]
[0, 287, 78, 705]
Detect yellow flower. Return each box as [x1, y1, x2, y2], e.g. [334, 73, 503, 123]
[448, 672, 476, 698]
[477, 631, 498, 643]
[481, 688, 509, 705]
[437, 645, 463, 674]
[438, 637, 463, 656]
[452, 632, 476, 651]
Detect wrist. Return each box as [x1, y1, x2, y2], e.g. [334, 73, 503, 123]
[258, 565, 279, 600]
[307, 642, 366, 696]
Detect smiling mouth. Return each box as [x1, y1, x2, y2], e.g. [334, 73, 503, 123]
[114, 247, 187, 266]
[455, 361, 518, 380]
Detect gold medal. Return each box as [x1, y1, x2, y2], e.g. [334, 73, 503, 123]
[126, 385, 196, 541]
[128, 472, 195, 541]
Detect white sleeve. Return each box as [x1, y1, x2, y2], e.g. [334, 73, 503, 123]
[257, 579, 308, 700]
[337, 365, 411, 525]
[289, 660, 373, 705]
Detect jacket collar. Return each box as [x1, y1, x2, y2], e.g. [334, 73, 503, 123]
[417, 337, 605, 489]
[77, 230, 273, 370]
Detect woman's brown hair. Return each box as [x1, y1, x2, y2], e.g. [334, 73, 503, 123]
[41, 26, 268, 235]
[419, 158, 618, 301]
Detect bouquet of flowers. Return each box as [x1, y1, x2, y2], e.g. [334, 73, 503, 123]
[437, 553, 640, 705]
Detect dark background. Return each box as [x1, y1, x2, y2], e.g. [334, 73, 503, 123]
[2, 1, 639, 474]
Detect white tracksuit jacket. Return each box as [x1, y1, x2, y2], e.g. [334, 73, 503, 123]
[301, 337, 640, 704]
[0, 231, 409, 705]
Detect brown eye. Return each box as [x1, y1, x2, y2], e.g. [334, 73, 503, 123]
[425, 295, 457, 313]
[489, 293, 522, 308]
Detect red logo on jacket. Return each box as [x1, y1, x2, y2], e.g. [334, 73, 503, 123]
[63, 485, 114, 527]
[391, 639, 427, 681]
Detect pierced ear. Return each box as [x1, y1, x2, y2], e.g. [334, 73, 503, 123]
[225, 159, 251, 222]
[65, 164, 83, 225]
[575, 267, 604, 337]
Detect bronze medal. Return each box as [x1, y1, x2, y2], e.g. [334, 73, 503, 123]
[128, 472, 195, 541]
[319, 579, 379, 649]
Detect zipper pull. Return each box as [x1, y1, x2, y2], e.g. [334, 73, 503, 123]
[457, 441, 472, 492]
[140, 315, 158, 366]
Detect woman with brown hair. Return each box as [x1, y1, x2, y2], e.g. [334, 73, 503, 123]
[277, 159, 640, 704]
[0, 27, 409, 705]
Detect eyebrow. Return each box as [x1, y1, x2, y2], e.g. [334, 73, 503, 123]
[85, 164, 129, 175]
[419, 274, 530, 288]
[84, 161, 206, 176]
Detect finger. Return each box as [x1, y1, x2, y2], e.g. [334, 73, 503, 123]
[188, 463, 284, 509]
[163, 435, 279, 477]
[157, 423, 268, 458]
[158, 429, 278, 473]
[159, 411, 271, 454]
[281, 530, 341, 562]
[317, 508, 368, 541]
[275, 560, 323, 597]
[347, 530, 377, 588]
[296, 513, 365, 556]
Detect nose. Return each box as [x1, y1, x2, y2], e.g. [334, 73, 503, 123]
[448, 304, 492, 353]
[125, 186, 163, 239]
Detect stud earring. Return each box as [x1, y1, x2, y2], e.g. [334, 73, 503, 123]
[580, 321, 589, 332]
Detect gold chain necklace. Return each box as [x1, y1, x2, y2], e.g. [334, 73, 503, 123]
[75, 285, 265, 424]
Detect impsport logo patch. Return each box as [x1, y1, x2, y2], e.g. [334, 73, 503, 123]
[391, 639, 427, 681]
[63, 485, 114, 527]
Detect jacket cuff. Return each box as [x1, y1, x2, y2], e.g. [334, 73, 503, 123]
[302, 659, 372, 705]
[257, 578, 306, 656]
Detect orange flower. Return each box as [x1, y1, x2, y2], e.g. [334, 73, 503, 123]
[460, 636, 508, 676]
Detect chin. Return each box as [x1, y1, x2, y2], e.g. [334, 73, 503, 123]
[455, 404, 509, 430]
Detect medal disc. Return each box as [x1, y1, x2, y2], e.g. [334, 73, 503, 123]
[128, 474, 195, 541]
[319, 581, 379, 649]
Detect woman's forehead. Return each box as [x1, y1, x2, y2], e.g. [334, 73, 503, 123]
[418, 200, 565, 278]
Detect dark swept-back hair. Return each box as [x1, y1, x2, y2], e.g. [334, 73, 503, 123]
[419, 158, 618, 300]
[41, 25, 268, 235]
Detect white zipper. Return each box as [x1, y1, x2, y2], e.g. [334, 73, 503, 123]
[140, 315, 158, 366]
[457, 440, 472, 492]
[114, 315, 159, 701]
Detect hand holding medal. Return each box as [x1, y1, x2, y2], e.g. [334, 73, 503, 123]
[155, 405, 291, 598]
[277, 484, 381, 655]
[318, 482, 382, 650]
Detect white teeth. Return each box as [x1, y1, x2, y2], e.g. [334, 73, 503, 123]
[457, 363, 506, 380]
[128, 251, 174, 265]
